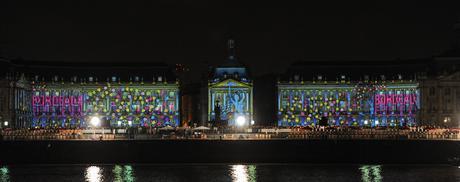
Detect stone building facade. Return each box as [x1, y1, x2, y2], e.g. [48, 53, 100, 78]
[278, 56, 460, 127]
[0, 59, 179, 129]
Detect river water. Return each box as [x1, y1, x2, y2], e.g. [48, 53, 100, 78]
[0, 164, 458, 182]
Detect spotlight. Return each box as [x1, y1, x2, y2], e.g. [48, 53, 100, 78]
[90, 116, 100, 127]
[236, 116, 246, 126]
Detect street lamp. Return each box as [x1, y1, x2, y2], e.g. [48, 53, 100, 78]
[236, 116, 246, 127]
[90, 116, 101, 140]
[90, 116, 101, 127]
[443, 117, 451, 127]
[4, 121, 8, 127]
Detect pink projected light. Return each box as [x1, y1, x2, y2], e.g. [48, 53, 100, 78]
[32, 96, 83, 116]
[374, 93, 417, 115]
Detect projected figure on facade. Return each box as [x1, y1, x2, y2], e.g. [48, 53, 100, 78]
[229, 91, 245, 114]
[207, 39, 253, 125]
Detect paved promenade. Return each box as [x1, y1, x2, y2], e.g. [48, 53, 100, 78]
[1, 127, 459, 141]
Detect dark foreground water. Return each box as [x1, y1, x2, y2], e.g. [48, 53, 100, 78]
[0, 164, 458, 182]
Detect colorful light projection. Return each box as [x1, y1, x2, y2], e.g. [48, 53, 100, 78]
[32, 89, 85, 128]
[209, 79, 253, 126]
[85, 86, 179, 127]
[31, 85, 179, 128]
[277, 83, 419, 127]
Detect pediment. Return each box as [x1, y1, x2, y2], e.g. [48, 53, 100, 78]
[439, 70, 460, 80]
[210, 78, 251, 88]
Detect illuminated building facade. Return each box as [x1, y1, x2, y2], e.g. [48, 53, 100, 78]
[2, 32, 460, 129]
[278, 81, 420, 127]
[207, 40, 253, 126]
[1, 60, 179, 128]
[31, 83, 179, 128]
[276, 21, 460, 127]
[278, 61, 425, 127]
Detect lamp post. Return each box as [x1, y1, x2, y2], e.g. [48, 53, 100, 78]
[236, 116, 246, 127]
[236, 115, 247, 134]
[90, 115, 101, 140]
[443, 117, 451, 127]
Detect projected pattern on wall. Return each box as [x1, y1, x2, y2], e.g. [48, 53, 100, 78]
[209, 79, 253, 126]
[278, 82, 419, 127]
[32, 84, 179, 128]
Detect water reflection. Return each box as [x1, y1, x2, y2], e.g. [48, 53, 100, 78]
[0, 166, 10, 182]
[0, 164, 458, 181]
[359, 165, 383, 182]
[85, 166, 103, 182]
[113, 165, 135, 182]
[230, 165, 257, 182]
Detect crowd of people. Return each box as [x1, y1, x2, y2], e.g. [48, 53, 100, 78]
[0, 125, 459, 141]
[286, 126, 460, 140]
[0, 129, 85, 140]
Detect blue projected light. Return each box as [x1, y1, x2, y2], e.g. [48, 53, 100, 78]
[278, 83, 419, 127]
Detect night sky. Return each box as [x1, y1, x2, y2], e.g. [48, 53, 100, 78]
[1, 1, 460, 78]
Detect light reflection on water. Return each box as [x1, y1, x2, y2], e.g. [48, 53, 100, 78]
[359, 165, 383, 182]
[230, 165, 257, 182]
[0, 164, 458, 182]
[112, 165, 135, 182]
[84, 165, 135, 182]
[0, 166, 10, 182]
[85, 166, 103, 182]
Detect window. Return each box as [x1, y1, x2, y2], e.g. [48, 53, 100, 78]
[443, 117, 451, 123]
[234, 72, 240, 78]
[0, 96, 3, 111]
[364, 75, 369, 81]
[294, 75, 299, 81]
[456, 89, 460, 111]
[429, 87, 435, 96]
[445, 88, 451, 95]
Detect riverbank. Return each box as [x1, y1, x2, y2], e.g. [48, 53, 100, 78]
[0, 140, 459, 164]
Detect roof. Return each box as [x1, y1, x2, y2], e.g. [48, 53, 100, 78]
[281, 59, 432, 81]
[5, 59, 177, 82]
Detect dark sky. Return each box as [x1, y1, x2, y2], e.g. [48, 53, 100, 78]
[1, 1, 460, 78]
